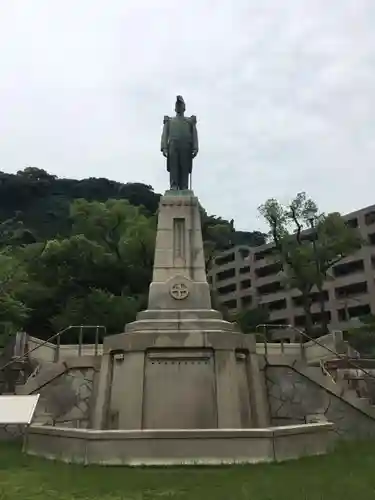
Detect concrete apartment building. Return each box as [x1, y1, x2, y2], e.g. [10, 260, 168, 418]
[208, 204, 375, 333]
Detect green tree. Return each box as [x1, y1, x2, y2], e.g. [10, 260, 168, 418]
[18, 199, 156, 339]
[345, 315, 375, 358]
[259, 192, 362, 336]
[51, 290, 141, 342]
[0, 249, 29, 344]
[0, 168, 161, 241]
[234, 306, 270, 334]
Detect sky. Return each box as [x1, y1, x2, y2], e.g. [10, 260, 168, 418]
[0, 1, 375, 232]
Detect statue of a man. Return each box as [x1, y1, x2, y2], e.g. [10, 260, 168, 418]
[160, 96, 199, 190]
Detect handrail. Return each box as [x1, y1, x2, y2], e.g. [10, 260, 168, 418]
[54, 325, 106, 361]
[319, 359, 337, 385]
[0, 324, 106, 375]
[255, 323, 375, 383]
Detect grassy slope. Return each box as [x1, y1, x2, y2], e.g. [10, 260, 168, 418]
[0, 440, 374, 500]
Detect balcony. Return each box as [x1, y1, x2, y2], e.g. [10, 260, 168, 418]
[240, 295, 252, 309]
[239, 265, 251, 275]
[337, 303, 371, 322]
[365, 210, 375, 226]
[257, 281, 284, 296]
[267, 298, 287, 312]
[335, 281, 368, 300]
[332, 259, 364, 278]
[345, 217, 359, 229]
[255, 273, 284, 287]
[221, 298, 237, 311]
[239, 279, 251, 290]
[294, 311, 331, 328]
[217, 283, 237, 296]
[216, 268, 236, 282]
[255, 261, 282, 277]
[292, 302, 331, 317]
[214, 252, 235, 267]
[292, 291, 329, 308]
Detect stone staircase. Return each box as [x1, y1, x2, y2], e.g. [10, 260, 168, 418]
[17, 356, 100, 429]
[270, 356, 375, 417]
[265, 354, 375, 439]
[3, 326, 375, 440]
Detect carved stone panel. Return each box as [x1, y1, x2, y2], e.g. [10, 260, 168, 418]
[143, 349, 216, 429]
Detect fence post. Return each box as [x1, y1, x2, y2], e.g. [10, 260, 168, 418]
[78, 326, 83, 357]
[95, 326, 99, 356]
[54, 333, 61, 363]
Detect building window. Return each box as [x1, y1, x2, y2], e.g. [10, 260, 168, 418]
[241, 295, 252, 308]
[216, 268, 235, 281]
[332, 259, 364, 277]
[365, 211, 375, 226]
[222, 299, 237, 310]
[346, 218, 358, 228]
[239, 266, 250, 274]
[255, 262, 282, 278]
[369, 233, 375, 245]
[338, 309, 347, 322]
[311, 311, 331, 323]
[254, 248, 274, 261]
[267, 298, 287, 311]
[294, 315, 306, 327]
[239, 248, 250, 259]
[215, 252, 235, 266]
[217, 283, 236, 295]
[292, 291, 329, 307]
[335, 281, 368, 299]
[257, 281, 283, 295]
[240, 279, 251, 290]
[338, 304, 371, 321]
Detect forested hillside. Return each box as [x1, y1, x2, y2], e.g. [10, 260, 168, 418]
[0, 167, 266, 341]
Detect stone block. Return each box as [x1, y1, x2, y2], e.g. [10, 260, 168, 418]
[25, 424, 334, 465]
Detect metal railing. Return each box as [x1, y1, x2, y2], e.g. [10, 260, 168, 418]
[255, 323, 375, 384]
[53, 325, 106, 361]
[0, 324, 106, 375]
[319, 359, 337, 385]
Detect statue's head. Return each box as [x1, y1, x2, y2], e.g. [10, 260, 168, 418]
[175, 95, 186, 114]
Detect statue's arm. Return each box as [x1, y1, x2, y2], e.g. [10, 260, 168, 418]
[161, 116, 170, 152]
[191, 115, 199, 154]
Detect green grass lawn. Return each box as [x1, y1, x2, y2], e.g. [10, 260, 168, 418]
[0, 440, 374, 499]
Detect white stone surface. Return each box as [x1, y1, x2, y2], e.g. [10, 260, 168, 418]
[0, 394, 40, 424]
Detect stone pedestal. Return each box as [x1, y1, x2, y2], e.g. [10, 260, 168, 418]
[148, 190, 211, 310]
[92, 190, 269, 431]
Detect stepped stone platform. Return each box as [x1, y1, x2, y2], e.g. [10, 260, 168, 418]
[23, 190, 335, 464]
[25, 424, 334, 466]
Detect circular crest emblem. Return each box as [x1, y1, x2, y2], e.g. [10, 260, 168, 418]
[170, 283, 189, 300]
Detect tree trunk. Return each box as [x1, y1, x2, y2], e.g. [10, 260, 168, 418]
[316, 272, 328, 335]
[317, 284, 328, 334]
[302, 294, 314, 338]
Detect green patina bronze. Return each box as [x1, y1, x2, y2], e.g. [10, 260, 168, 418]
[160, 96, 199, 190]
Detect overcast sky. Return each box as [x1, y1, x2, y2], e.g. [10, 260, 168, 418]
[1, 1, 374, 231]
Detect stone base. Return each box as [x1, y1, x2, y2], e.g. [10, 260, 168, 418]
[24, 423, 335, 465]
[93, 327, 270, 431]
[148, 275, 211, 311]
[125, 308, 235, 334]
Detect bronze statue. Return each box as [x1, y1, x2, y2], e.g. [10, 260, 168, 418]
[160, 96, 199, 190]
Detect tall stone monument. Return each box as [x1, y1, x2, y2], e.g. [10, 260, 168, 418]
[25, 96, 334, 465]
[92, 97, 268, 432]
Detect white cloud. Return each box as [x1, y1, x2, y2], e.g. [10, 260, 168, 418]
[0, 0, 374, 231]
